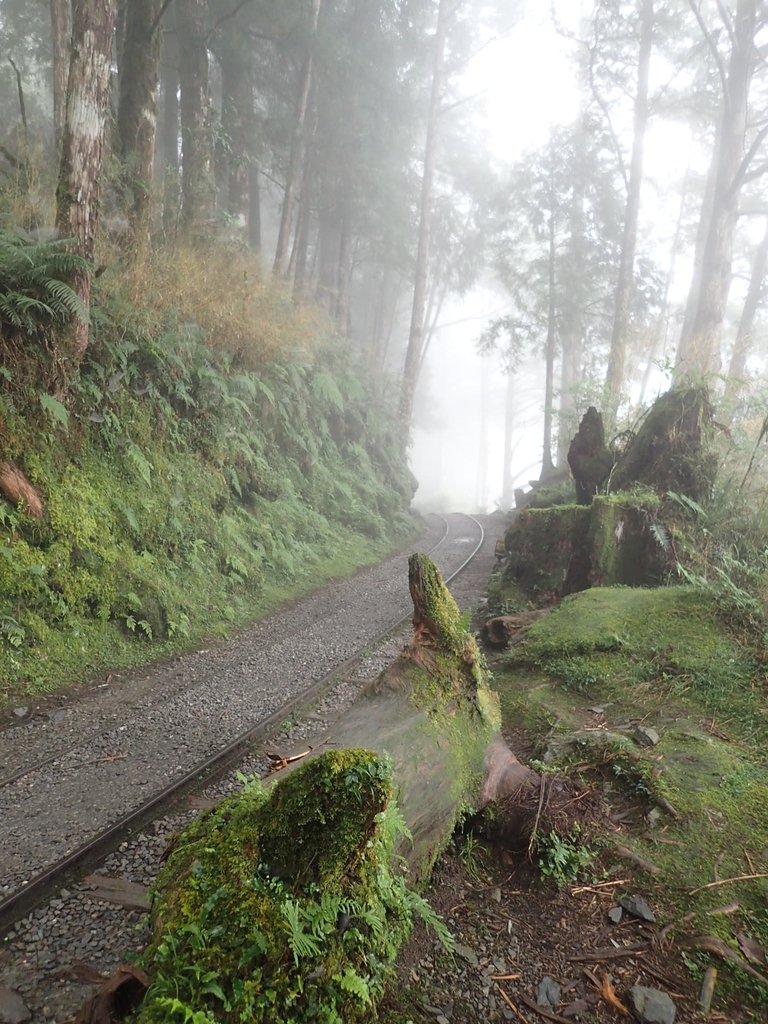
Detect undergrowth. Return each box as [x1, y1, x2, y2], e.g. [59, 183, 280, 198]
[0, 245, 417, 706]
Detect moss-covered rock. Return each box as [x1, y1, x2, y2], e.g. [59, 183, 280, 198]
[139, 751, 427, 1024]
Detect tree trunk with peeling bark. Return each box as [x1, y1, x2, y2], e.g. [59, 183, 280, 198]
[117, 0, 162, 253]
[55, 0, 118, 364]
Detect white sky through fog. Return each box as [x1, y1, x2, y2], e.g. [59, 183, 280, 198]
[409, 5, 711, 513]
[410, 8, 581, 512]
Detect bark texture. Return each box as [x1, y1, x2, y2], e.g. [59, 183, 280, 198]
[177, 0, 214, 235]
[50, 0, 72, 153]
[117, 0, 162, 251]
[55, 0, 118, 361]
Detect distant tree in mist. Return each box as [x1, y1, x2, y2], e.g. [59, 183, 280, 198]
[676, 0, 768, 381]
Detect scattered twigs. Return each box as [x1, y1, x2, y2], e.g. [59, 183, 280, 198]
[491, 973, 522, 981]
[495, 983, 529, 1024]
[528, 776, 548, 857]
[688, 872, 768, 895]
[612, 844, 661, 876]
[699, 966, 717, 1014]
[517, 992, 572, 1023]
[682, 935, 768, 987]
[568, 941, 649, 962]
[265, 748, 311, 773]
[572, 878, 629, 894]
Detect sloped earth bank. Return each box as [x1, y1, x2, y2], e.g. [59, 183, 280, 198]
[384, 585, 768, 1024]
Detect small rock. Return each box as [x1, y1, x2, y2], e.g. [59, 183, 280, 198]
[536, 976, 561, 1008]
[620, 893, 656, 923]
[492, 887, 502, 902]
[454, 942, 479, 967]
[608, 906, 623, 924]
[646, 807, 662, 828]
[629, 984, 676, 1024]
[0, 987, 31, 1024]
[634, 725, 660, 747]
[12, 707, 27, 719]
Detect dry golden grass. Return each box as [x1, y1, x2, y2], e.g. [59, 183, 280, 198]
[103, 243, 335, 367]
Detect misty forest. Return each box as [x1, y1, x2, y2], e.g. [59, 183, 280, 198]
[2, 1, 768, 1023]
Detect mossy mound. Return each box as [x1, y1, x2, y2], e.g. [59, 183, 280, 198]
[509, 586, 760, 724]
[139, 751, 428, 1024]
[493, 584, 768, 1012]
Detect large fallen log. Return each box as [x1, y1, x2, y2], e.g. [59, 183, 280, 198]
[112, 554, 541, 1024]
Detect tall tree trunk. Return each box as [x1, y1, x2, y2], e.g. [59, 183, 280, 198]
[160, 18, 180, 238]
[177, 0, 214, 236]
[501, 367, 515, 508]
[273, 0, 322, 276]
[50, 0, 72, 154]
[117, 0, 162, 253]
[558, 329, 582, 466]
[247, 160, 261, 252]
[675, 0, 761, 380]
[399, 0, 451, 428]
[219, 52, 252, 223]
[637, 167, 691, 407]
[541, 197, 557, 479]
[55, 0, 117, 363]
[604, 0, 653, 414]
[724, 215, 768, 409]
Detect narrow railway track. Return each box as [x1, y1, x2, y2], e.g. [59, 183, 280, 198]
[0, 513, 485, 938]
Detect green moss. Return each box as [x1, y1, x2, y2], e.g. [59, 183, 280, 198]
[140, 751, 435, 1024]
[493, 583, 768, 1013]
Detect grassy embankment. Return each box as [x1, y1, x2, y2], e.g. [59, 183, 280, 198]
[0, 239, 418, 709]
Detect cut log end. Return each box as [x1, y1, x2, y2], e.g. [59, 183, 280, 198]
[0, 461, 44, 519]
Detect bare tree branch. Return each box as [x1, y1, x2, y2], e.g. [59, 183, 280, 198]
[7, 57, 27, 142]
[688, 0, 728, 98]
[715, 0, 735, 46]
[729, 122, 768, 197]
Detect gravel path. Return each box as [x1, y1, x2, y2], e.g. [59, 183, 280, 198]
[0, 512, 505, 1024]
